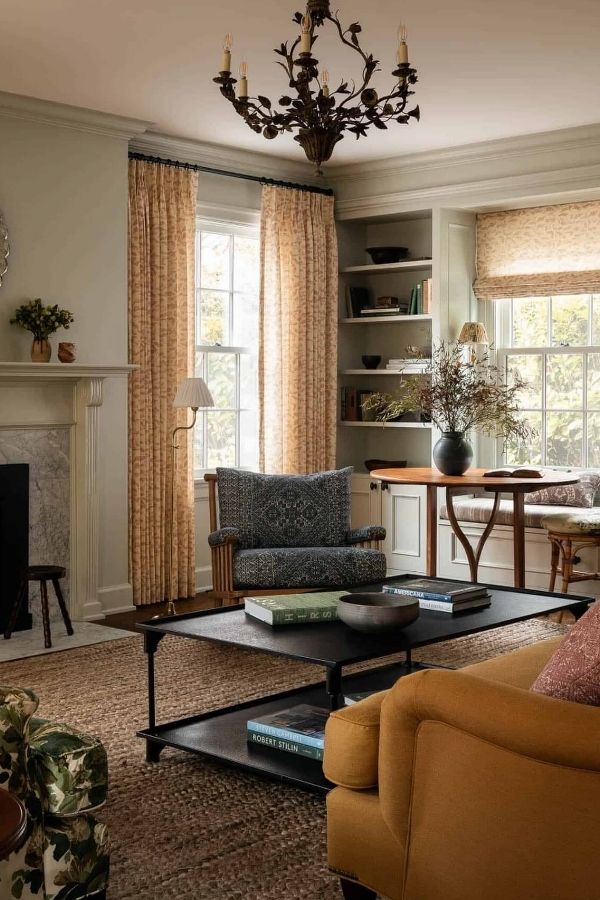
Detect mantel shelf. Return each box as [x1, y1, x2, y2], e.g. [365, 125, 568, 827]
[0, 362, 136, 379]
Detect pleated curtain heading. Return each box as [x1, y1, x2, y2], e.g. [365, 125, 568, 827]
[474, 199, 600, 300]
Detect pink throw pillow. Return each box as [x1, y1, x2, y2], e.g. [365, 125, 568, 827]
[531, 602, 600, 706]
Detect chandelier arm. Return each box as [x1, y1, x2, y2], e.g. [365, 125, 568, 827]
[326, 12, 379, 110]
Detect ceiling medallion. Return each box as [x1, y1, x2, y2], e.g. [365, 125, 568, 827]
[214, 0, 420, 173]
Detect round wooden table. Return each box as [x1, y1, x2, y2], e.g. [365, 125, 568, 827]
[0, 790, 28, 861]
[371, 467, 580, 588]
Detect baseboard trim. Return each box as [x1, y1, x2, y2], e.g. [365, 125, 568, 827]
[96, 582, 135, 616]
[195, 565, 212, 594]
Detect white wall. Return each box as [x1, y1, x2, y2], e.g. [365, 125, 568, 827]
[0, 112, 133, 613]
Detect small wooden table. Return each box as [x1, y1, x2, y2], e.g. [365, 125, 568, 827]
[0, 790, 27, 861]
[371, 467, 580, 588]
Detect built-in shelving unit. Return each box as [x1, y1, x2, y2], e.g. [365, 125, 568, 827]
[339, 314, 432, 325]
[340, 259, 433, 275]
[340, 421, 431, 429]
[340, 369, 426, 376]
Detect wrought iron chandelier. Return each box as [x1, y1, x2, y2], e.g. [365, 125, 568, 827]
[214, 0, 420, 173]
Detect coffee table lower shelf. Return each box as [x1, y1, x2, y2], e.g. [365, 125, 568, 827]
[138, 659, 429, 793]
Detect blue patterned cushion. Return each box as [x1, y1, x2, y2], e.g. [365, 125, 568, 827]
[232, 546, 386, 589]
[217, 467, 353, 549]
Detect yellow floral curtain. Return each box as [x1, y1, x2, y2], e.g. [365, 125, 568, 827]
[128, 159, 198, 605]
[474, 200, 600, 300]
[259, 185, 338, 474]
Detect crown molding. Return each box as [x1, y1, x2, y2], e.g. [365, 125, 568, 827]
[327, 122, 600, 186]
[130, 130, 325, 185]
[335, 162, 600, 219]
[0, 91, 151, 140]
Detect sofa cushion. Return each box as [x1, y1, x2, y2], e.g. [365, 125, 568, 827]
[233, 546, 386, 589]
[464, 637, 564, 690]
[527, 469, 600, 507]
[440, 497, 584, 529]
[324, 692, 387, 789]
[540, 510, 600, 534]
[531, 602, 600, 705]
[28, 718, 108, 816]
[216, 467, 352, 549]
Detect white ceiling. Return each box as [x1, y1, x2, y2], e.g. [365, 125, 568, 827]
[1, 0, 599, 167]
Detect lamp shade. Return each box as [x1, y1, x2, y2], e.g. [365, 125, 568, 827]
[173, 377, 214, 410]
[458, 321, 489, 344]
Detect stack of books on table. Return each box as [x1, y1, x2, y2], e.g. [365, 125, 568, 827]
[247, 704, 328, 761]
[386, 578, 491, 613]
[386, 358, 430, 373]
[244, 591, 344, 626]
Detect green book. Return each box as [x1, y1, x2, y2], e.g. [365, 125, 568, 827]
[244, 591, 345, 626]
[408, 286, 417, 315]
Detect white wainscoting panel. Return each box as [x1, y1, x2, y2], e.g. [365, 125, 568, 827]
[383, 484, 427, 575]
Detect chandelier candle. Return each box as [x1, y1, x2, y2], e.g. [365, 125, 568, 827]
[214, 0, 420, 172]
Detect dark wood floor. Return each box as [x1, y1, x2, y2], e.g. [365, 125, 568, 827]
[103, 592, 220, 633]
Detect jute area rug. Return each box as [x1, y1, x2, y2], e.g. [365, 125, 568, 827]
[0, 618, 567, 900]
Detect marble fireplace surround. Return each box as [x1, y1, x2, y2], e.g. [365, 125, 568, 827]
[0, 363, 134, 620]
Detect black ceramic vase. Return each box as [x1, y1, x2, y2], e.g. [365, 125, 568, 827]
[433, 431, 473, 476]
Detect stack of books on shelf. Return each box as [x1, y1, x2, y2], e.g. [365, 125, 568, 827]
[385, 358, 430, 373]
[341, 387, 376, 421]
[386, 578, 491, 613]
[244, 591, 344, 625]
[408, 278, 432, 315]
[247, 704, 328, 762]
[359, 304, 407, 317]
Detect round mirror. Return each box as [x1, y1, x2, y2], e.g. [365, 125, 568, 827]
[0, 211, 8, 286]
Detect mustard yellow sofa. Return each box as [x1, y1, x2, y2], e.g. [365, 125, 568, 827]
[324, 637, 600, 900]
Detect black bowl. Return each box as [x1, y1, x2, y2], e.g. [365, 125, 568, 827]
[366, 246, 409, 265]
[361, 355, 382, 369]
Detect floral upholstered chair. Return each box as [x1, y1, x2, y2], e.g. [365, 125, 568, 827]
[205, 466, 386, 604]
[0, 686, 109, 900]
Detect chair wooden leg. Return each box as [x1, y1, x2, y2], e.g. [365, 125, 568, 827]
[39, 579, 52, 649]
[3, 576, 27, 640]
[561, 539, 573, 594]
[549, 538, 559, 592]
[52, 577, 74, 635]
[339, 878, 377, 899]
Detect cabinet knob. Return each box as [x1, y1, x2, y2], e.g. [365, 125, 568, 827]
[381, 481, 390, 492]
[370, 481, 378, 491]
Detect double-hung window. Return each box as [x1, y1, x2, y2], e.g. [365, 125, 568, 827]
[497, 294, 600, 467]
[194, 221, 260, 476]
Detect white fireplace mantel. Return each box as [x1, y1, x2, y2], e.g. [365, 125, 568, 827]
[0, 362, 136, 620]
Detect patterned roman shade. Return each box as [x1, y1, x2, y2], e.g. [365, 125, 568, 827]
[474, 200, 600, 300]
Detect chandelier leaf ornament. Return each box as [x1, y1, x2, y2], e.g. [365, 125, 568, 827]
[214, 0, 420, 173]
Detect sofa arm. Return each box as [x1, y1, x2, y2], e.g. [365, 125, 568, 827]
[345, 525, 386, 545]
[378, 668, 600, 848]
[323, 691, 388, 789]
[208, 527, 240, 547]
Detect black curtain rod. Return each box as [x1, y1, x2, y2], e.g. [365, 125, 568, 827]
[128, 151, 334, 197]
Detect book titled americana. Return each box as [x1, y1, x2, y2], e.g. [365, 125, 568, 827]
[244, 591, 345, 626]
[247, 704, 328, 760]
[386, 578, 488, 603]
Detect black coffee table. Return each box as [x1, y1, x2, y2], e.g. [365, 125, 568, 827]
[136, 576, 589, 793]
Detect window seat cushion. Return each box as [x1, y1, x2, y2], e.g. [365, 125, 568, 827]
[440, 497, 586, 529]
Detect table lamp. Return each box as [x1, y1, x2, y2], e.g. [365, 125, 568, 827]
[458, 321, 490, 365]
[166, 377, 214, 616]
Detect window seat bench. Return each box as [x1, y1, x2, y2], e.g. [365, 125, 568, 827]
[440, 497, 586, 529]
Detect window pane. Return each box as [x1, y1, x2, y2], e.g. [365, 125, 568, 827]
[546, 412, 583, 467]
[206, 353, 236, 408]
[511, 297, 548, 347]
[551, 295, 589, 346]
[234, 236, 259, 293]
[587, 412, 600, 467]
[206, 412, 236, 467]
[233, 292, 259, 348]
[200, 232, 231, 290]
[506, 354, 543, 409]
[199, 290, 229, 345]
[240, 409, 259, 469]
[506, 411, 542, 466]
[194, 416, 205, 473]
[240, 352, 258, 411]
[546, 354, 583, 409]
[592, 295, 600, 345]
[588, 353, 600, 408]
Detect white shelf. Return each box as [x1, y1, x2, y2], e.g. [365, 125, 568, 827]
[339, 314, 432, 325]
[340, 369, 427, 375]
[340, 420, 432, 429]
[340, 259, 433, 275]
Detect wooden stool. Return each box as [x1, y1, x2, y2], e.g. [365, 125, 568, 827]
[547, 531, 600, 593]
[3, 565, 74, 649]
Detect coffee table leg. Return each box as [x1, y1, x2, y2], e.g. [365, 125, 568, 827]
[326, 665, 344, 711]
[144, 632, 165, 762]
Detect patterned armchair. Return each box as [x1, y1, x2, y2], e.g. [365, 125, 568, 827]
[205, 466, 386, 604]
[0, 686, 109, 900]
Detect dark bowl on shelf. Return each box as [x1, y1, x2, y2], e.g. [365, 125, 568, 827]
[338, 593, 420, 633]
[366, 246, 409, 265]
[365, 458, 407, 472]
[361, 355, 382, 369]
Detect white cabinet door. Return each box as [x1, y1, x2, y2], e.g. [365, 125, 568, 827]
[351, 474, 382, 528]
[382, 483, 427, 575]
